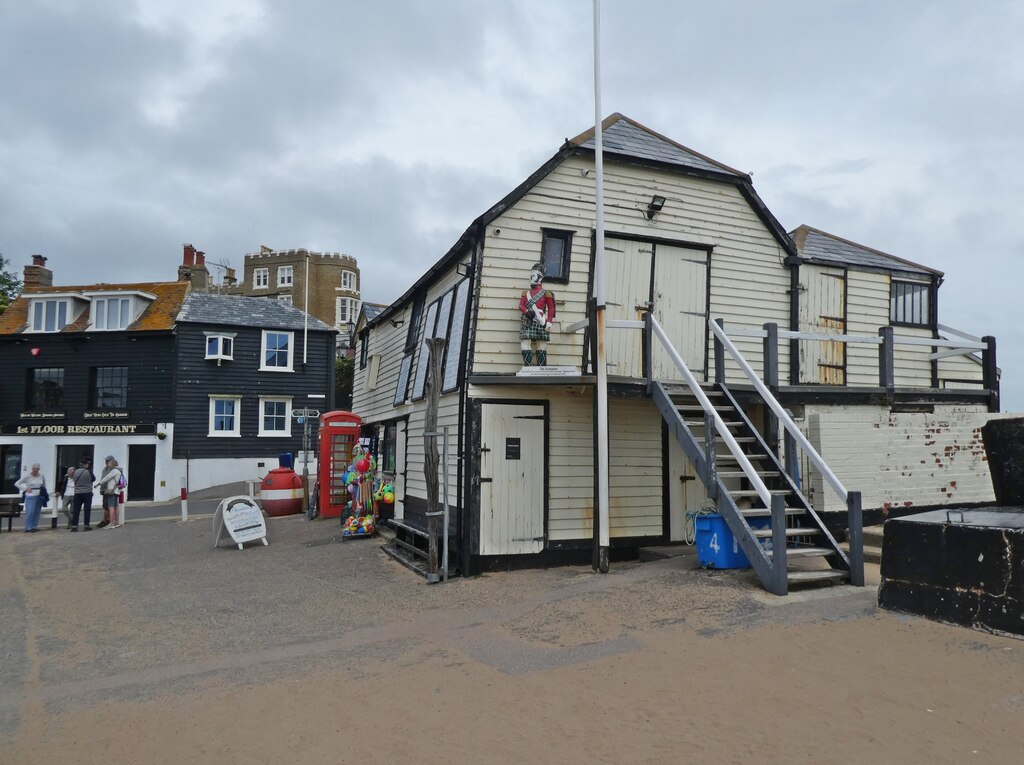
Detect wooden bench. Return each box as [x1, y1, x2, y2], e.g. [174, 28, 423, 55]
[0, 498, 22, 534]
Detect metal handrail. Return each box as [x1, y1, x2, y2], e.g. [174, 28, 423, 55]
[710, 319, 850, 504]
[649, 316, 774, 509]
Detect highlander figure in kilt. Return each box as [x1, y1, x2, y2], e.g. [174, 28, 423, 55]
[519, 262, 556, 366]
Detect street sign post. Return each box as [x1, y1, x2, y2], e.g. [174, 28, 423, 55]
[291, 409, 320, 480]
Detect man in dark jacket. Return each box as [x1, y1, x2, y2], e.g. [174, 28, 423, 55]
[70, 457, 95, 531]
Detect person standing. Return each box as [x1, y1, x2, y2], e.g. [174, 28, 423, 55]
[58, 466, 75, 529]
[70, 457, 95, 531]
[15, 464, 46, 534]
[95, 456, 123, 529]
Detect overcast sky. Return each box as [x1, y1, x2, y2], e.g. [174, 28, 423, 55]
[2, 1, 1021, 410]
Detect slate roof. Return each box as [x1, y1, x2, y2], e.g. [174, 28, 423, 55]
[791, 225, 941, 277]
[360, 303, 386, 324]
[0, 281, 190, 335]
[565, 113, 747, 178]
[176, 292, 335, 332]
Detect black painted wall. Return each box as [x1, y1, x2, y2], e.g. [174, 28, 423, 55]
[172, 322, 335, 459]
[0, 332, 175, 426]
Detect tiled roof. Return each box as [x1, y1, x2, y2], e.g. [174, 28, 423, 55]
[176, 292, 334, 332]
[361, 303, 386, 323]
[791, 225, 941, 277]
[0, 281, 190, 335]
[565, 113, 747, 178]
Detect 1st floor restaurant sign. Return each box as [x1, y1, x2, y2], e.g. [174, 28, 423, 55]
[1, 423, 157, 436]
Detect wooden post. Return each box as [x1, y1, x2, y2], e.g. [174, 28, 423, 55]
[770, 494, 788, 596]
[846, 490, 864, 587]
[714, 318, 725, 384]
[878, 326, 895, 400]
[423, 337, 446, 582]
[763, 322, 780, 459]
[982, 335, 999, 412]
[704, 413, 718, 500]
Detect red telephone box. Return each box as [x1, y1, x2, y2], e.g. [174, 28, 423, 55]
[317, 410, 362, 518]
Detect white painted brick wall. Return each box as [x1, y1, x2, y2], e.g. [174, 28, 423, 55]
[799, 405, 1019, 514]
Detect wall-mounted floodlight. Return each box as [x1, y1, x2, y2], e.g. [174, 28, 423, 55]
[646, 194, 667, 220]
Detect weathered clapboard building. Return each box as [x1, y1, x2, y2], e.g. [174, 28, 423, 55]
[353, 114, 1002, 591]
[0, 252, 335, 504]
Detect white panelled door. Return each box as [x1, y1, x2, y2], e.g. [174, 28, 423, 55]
[479, 403, 545, 555]
[605, 238, 653, 378]
[653, 245, 708, 381]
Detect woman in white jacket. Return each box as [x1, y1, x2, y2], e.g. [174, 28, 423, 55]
[15, 463, 47, 533]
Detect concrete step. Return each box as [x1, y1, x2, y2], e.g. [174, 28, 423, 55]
[842, 541, 883, 565]
[863, 524, 885, 547]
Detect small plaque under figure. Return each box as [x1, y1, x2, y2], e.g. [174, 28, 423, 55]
[516, 366, 581, 377]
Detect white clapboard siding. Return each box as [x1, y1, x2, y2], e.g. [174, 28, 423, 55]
[467, 385, 663, 541]
[352, 306, 413, 421]
[893, 326, 934, 388]
[845, 270, 890, 387]
[403, 395, 462, 504]
[474, 155, 792, 384]
[937, 351, 984, 388]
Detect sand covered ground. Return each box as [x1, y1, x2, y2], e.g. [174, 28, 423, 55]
[1, 515, 1021, 764]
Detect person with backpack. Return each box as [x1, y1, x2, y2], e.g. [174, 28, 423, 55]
[94, 455, 125, 529]
[70, 457, 96, 531]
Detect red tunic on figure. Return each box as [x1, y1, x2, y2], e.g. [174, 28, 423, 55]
[519, 285, 556, 325]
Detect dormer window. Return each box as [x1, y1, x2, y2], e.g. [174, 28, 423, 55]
[93, 297, 132, 331]
[30, 299, 70, 332]
[205, 332, 236, 363]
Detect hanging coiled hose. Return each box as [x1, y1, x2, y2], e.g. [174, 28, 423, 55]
[683, 500, 718, 545]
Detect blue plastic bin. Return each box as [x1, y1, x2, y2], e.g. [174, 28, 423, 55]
[278, 452, 294, 469]
[695, 513, 771, 569]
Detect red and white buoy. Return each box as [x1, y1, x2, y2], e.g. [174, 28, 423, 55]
[260, 467, 304, 516]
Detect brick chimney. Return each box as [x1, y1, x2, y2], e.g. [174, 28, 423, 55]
[177, 243, 210, 292]
[23, 255, 53, 290]
[224, 267, 237, 286]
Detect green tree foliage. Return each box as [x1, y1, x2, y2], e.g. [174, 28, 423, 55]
[0, 254, 21, 315]
[335, 355, 354, 411]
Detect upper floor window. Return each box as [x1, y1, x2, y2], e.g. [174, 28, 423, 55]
[92, 367, 128, 409]
[278, 295, 293, 306]
[260, 330, 294, 371]
[258, 397, 292, 436]
[209, 396, 241, 437]
[204, 332, 235, 362]
[30, 299, 69, 333]
[27, 368, 64, 410]
[278, 265, 293, 287]
[890, 280, 931, 327]
[336, 297, 359, 326]
[253, 268, 269, 289]
[93, 297, 132, 331]
[341, 270, 357, 290]
[540, 229, 574, 283]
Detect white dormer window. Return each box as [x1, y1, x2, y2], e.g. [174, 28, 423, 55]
[93, 297, 132, 331]
[204, 332, 235, 362]
[341, 270, 356, 290]
[278, 265, 293, 287]
[254, 268, 269, 289]
[30, 299, 70, 332]
[278, 295, 293, 306]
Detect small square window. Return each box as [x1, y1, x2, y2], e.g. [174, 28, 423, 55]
[205, 333, 235, 362]
[278, 265, 294, 287]
[253, 268, 269, 289]
[540, 229, 573, 283]
[209, 396, 241, 437]
[260, 330, 294, 371]
[259, 397, 292, 436]
[890, 280, 931, 327]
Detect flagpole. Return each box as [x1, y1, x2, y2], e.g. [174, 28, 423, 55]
[593, 0, 610, 573]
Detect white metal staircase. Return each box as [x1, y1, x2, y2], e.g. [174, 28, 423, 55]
[647, 314, 865, 596]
